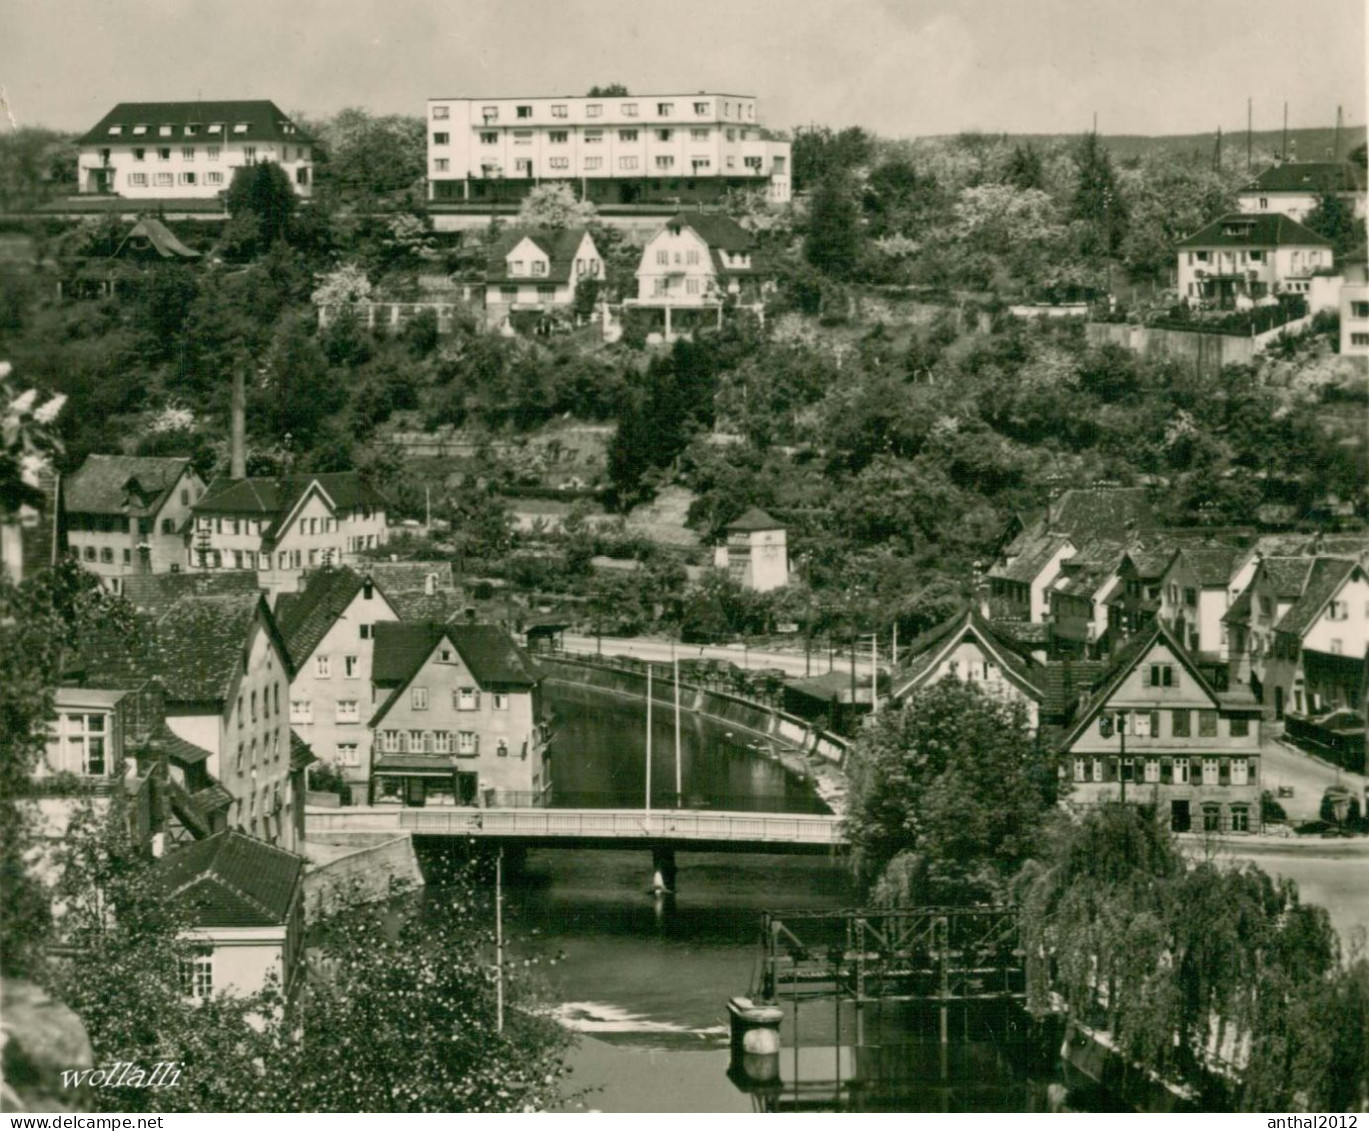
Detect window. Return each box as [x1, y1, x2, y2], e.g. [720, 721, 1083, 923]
[653, 277, 670, 296]
[456, 688, 479, 710]
[1198, 710, 1217, 737]
[586, 104, 602, 118]
[549, 157, 570, 170]
[657, 102, 674, 116]
[181, 952, 213, 1000]
[773, 156, 787, 173]
[1173, 756, 1189, 783]
[64, 714, 108, 776]
[1327, 599, 1348, 621]
[744, 155, 763, 171]
[411, 687, 429, 710]
[107, 125, 124, 136]
[242, 146, 257, 163]
[1249, 250, 1264, 262]
[100, 547, 114, 562]
[1073, 758, 1086, 782]
[316, 655, 330, 678]
[479, 131, 498, 145]
[513, 131, 532, 145]
[232, 122, 250, 134]
[434, 159, 450, 172]
[433, 132, 449, 145]
[584, 129, 603, 143]
[1229, 805, 1249, 833]
[1351, 302, 1369, 318]
[656, 129, 673, 142]
[584, 156, 602, 170]
[1146, 663, 1175, 688]
[433, 105, 450, 120]
[122, 548, 131, 565]
[655, 156, 674, 169]
[692, 158, 711, 172]
[655, 249, 669, 265]
[1202, 804, 1221, 833]
[693, 101, 709, 115]
[622, 103, 639, 117]
[1202, 758, 1220, 786]
[337, 743, 359, 767]
[497, 739, 509, 758]
[178, 172, 196, 185]
[359, 624, 372, 640]
[492, 692, 510, 712]
[690, 128, 710, 141]
[181, 146, 195, 160]
[537, 284, 555, 300]
[433, 730, 452, 754]
[158, 147, 171, 161]
[132, 124, 148, 136]
[1133, 712, 1154, 738]
[1231, 758, 1249, 786]
[1352, 333, 1369, 347]
[336, 700, 359, 723]
[516, 105, 532, 119]
[408, 729, 426, 753]
[1229, 716, 1249, 737]
[1171, 709, 1190, 737]
[726, 128, 736, 142]
[549, 130, 568, 144]
[686, 278, 701, 295]
[549, 104, 568, 118]
[132, 147, 145, 161]
[344, 655, 359, 679]
[130, 172, 148, 186]
[1184, 587, 1197, 607]
[457, 731, 478, 755]
[619, 156, 639, 171]
[619, 129, 638, 142]
[381, 730, 401, 753]
[157, 125, 172, 137]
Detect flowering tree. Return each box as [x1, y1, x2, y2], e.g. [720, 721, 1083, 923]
[515, 183, 597, 231]
[310, 263, 373, 308]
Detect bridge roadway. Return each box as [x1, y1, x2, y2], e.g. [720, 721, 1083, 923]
[307, 805, 846, 855]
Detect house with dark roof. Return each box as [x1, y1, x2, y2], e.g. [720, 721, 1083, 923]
[111, 217, 201, 261]
[713, 507, 788, 592]
[1176, 212, 1334, 308]
[1045, 539, 1129, 658]
[1236, 160, 1367, 223]
[1224, 556, 1316, 704]
[1059, 620, 1263, 835]
[890, 607, 1046, 731]
[630, 212, 774, 337]
[484, 227, 603, 319]
[191, 472, 390, 595]
[64, 455, 205, 591]
[77, 99, 313, 199]
[368, 622, 550, 808]
[70, 591, 306, 852]
[988, 533, 1076, 624]
[1157, 543, 1242, 663]
[151, 830, 306, 1000]
[275, 567, 401, 795]
[1268, 558, 1368, 720]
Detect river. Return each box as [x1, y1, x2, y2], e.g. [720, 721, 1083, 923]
[427, 690, 1084, 1112]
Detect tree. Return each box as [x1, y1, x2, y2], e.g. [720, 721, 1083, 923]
[587, 83, 629, 97]
[1004, 143, 1045, 191]
[515, 183, 597, 230]
[792, 126, 875, 192]
[314, 109, 427, 202]
[1071, 132, 1129, 257]
[804, 172, 863, 279]
[844, 680, 1055, 902]
[224, 161, 297, 251]
[311, 262, 374, 308]
[1304, 188, 1362, 258]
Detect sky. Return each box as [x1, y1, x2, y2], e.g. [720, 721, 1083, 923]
[3, 0, 1365, 138]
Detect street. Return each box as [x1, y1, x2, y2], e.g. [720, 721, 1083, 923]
[1259, 734, 1368, 823]
[558, 633, 877, 680]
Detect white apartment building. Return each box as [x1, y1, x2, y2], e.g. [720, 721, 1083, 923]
[426, 92, 790, 206]
[1176, 213, 1334, 307]
[76, 100, 313, 200]
[1236, 161, 1366, 223]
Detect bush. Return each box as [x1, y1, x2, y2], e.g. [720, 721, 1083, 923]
[308, 761, 353, 805]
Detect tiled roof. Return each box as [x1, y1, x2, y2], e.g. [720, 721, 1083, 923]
[1275, 557, 1360, 639]
[1222, 585, 1253, 626]
[891, 607, 1043, 702]
[1242, 161, 1365, 195]
[144, 721, 214, 767]
[151, 830, 304, 929]
[726, 506, 783, 532]
[371, 622, 449, 685]
[274, 566, 367, 669]
[1046, 488, 1156, 540]
[193, 473, 389, 539]
[1175, 544, 1240, 587]
[289, 729, 317, 772]
[122, 571, 260, 611]
[1263, 556, 1316, 600]
[1176, 212, 1333, 250]
[64, 455, 190, 517]
[78, 100, 312, 148]
[365, 561, 459, 593]
[485, 228, 592, 285]
[990, 533, 1073, 584]
[191, 782, 234, 813]
[77, 592, 273, 704]
[989, 620, 1052, 648]
[387, 590, 469, 624]
[1038, 660, 1108, 721]
[666, 212, 754, 253]
[113, 219, 200, 260]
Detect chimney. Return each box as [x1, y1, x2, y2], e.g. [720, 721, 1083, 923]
[230, 363, 247, 480]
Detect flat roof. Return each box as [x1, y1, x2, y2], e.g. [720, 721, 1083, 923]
[427, 92, 758, 102]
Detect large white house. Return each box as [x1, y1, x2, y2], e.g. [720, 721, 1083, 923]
[76, 100, 314, 199]
[1176, 213, 1334, 307]
[483, 227, 603, 316]
[1236, 161, 1366, 223]
[425, 92, 790, 206]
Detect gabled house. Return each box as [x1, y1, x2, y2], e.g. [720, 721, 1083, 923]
[150, 830, 306, 1001]
[368, 622, 550, 808]
[1236, 161, 1367, 223]
[1157, 543, 1241, 662]
[77, 99, 313, 199]
[484, 227, 603, 316]
[274, 567, 401, 796]
[714, 507, 789, 592]
[1059, 621, 1263, 835]
[630, 212, 772, 336]
[1223, 556, 1316, 704]
[890, 607, 1045, 732]
[1176, 213, 1334, 307]
[71, 591, 306, 851]
[64, 455, 205, 591]
[988, 534, 1076, 624]
[111, 218, 201, 261]
[191, 472, 390, 595]
[1046, 539, 1127, 658]
[1267, 557, 1369, 719]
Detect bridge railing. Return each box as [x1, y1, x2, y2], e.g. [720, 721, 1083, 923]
[399, 807, 843, 844]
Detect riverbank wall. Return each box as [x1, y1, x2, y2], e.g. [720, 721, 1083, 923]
[302, 833, 424, 916]
[538, 655, 849, 813]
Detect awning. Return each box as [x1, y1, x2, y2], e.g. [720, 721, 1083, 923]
[373, 754, 460, 777]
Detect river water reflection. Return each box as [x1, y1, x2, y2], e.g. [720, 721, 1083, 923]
[432, 691, 1089, 1112]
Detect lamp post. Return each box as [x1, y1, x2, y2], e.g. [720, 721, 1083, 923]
[1099, 711, 1128, 804]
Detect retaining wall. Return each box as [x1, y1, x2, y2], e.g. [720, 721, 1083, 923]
[1086, 322, 1255, 374]
[302, 833, 424, 917]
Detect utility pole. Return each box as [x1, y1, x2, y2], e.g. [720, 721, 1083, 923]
[1282, 102, 1289, 160]
[645, 663, 653, 813]
[673, 642, 682, 808]
[868, 633, 879, 716]
[1335, 104, 1343, 161]
[1247, 97, 1253, 172]
[1214, 127, 1222, 173]
[495, 847, 504, 1033]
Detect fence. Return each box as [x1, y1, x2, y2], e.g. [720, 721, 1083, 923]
[1282, 714, 1368, 774]
[315, 298, 479, 334]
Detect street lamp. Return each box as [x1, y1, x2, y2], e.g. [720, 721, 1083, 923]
[1098, 710, 1129, 805]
